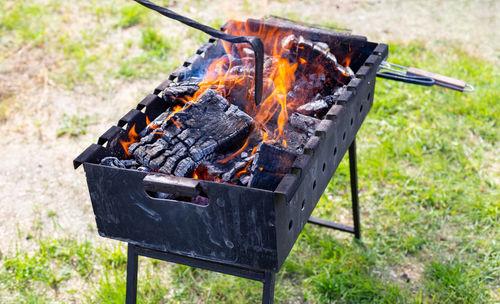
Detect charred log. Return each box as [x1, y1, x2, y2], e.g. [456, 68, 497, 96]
[249, 143, 297, 191]
[130, 89, 253, 177]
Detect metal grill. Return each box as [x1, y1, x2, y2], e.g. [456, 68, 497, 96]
[74, 15, 388, 304]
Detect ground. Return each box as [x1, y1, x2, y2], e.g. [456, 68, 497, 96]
[0, 0, 498, 303]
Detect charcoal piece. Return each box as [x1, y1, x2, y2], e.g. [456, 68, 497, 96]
[162, 81, 199, 99]
[296, 98, 329, 117]
[308, 73, 326, 91]
[239, 175, 251, 185]
[249, 171, 285, 191]
[289, 35, 353, 86]
[281, 129, 309, 154]
[100, 156, 138, 169]
[222, 161, 249, 182]
[327, 85, 347, 105]
[150, 112, 171, 127]
[149, 191, 175, 200]
[191, 195, 210, 206]
[130, 89, 253, 177]
[121, 159, 138, 168]
[100, 157, 125, 168]
[137, 166, 152, 172]
[248, 143, 297, 191]
[194, 162, 225, 181]
[289, 112, 321, 135]
[250, 143, 297, 174]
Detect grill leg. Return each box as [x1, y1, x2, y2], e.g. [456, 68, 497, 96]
[262, 272, 276, 304]
[126, 244, 139, 304]
[349, 138, 361, 240]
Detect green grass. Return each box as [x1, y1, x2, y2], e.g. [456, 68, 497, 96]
[118, 26, 179, 78]
[56, 113, 98, 137]
[424, 259, 488, 303]
[117, 3, 148, 28]
[0, 238, 93, 300]
[0, 0, 184, 91]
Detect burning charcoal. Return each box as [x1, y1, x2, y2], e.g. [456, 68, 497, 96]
[289, 36, 353, 87]
[315, 85, 346, 108]
[162, 81, 199, 99]
[222, 161, 248, 182]
[289, 112, 321, 136]
[194, 162, 225, 181]
[297, 98, 329, 117]
[100, 157, 125, 168]
[239, 175, 251, 186]
[130, 89, 253, 177]
[249, 143, 297, 191]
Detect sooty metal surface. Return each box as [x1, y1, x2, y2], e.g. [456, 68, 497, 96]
[75, 19, 388, 273]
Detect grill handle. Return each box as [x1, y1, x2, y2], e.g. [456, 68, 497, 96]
[132, 0, 264, 107]
[143, 174, 200, 198]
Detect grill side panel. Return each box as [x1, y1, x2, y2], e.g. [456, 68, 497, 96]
[84, 164, 279, 271]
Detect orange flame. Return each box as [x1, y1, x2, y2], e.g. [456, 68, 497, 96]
[120, 124, 139, 157]
[234, 160, 252, 179]
[175, 19, 351, 179]
[341, 57, 352, 77]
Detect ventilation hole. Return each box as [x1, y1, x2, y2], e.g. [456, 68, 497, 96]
[360, 104, 364, 113]
[322, 163, 326, 172]
[313, 180, 316, 190]
[288, 220, 293, 230]
[301, 199, 305, 210]
[350, 117, 354, 126]
[343, 132, 346, 141]
[367, 92, 371, 101]
[334, 147, 337, 155]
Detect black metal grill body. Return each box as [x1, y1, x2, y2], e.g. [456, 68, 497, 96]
[75, 19, 388, 273]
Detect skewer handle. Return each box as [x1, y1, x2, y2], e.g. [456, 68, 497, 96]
[407, 67, 467, 91]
